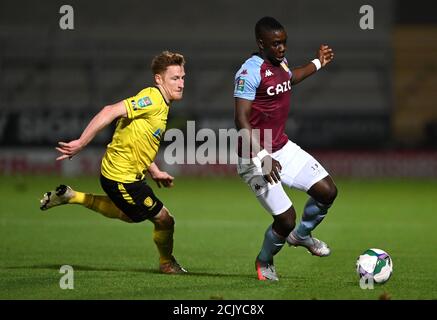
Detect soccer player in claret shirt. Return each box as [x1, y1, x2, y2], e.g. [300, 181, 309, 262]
[40, 51, 187, 274]
[234, 17, 338, 281]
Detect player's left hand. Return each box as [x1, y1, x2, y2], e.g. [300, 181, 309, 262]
[318, 44, 334, 67]
[150, 170, 174, 188]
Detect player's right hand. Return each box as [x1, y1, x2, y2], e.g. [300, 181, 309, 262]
[261, 155, 282, 184]
[55, 140, 83, 161]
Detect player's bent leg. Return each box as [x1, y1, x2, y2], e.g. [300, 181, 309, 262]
[40, 184, 133, 222]
[254, 200, 296, 282]
[78, 194, 133, 222]
[287, 176, 337, 257]
[150, 207, 187, 274]
[238, 158, 296, 280]
[256, 208, 296, 281]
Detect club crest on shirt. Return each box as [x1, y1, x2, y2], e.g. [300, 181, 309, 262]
[137, 96, 153, 108]
[131, 99, 137, 109]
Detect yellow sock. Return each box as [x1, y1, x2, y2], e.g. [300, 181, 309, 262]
[68, 191, 126, 220]
[153, 229, 174, 265]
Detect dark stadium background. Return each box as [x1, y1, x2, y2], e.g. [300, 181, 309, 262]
[1, 0, 436, 301]
[1, 0, 436, 177]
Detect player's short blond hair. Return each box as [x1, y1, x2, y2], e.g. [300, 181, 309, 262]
[151, 51, 185, 75]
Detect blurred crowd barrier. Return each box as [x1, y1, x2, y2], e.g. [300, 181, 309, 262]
[1, 148, 436, 178]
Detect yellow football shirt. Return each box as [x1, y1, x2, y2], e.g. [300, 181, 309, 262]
[101, 86, 169, 183]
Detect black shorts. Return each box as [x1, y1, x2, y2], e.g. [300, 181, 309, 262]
[100, 174, 163, 222]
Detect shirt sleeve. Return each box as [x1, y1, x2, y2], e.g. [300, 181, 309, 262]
[123, 89, 159, 119]
[233, 63, 261, 101]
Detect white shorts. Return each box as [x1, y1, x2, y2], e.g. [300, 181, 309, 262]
[237, 140, 329, 215]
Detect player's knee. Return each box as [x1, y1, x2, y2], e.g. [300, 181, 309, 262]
[323, 184, 338, 205]
[154, 207, 175, 229]
[315, 181, 338, 205]
[165, 213, 175, 229]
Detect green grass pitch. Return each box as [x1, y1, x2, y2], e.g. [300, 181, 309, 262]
[1, 175, 436, 300]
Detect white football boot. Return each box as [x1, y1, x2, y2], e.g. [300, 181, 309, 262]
[255, 259, 279, 281]
[287, 231, 331, 257]
[40, 184, 75, 211]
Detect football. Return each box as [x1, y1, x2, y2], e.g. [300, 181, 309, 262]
[356, 248, 393, 284]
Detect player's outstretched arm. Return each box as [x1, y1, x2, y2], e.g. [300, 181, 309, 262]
[147, 162, 174, 188]
[56, 101, 127, 161]
[291, 44, 334, 85]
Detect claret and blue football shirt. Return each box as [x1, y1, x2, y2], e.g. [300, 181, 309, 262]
[234, 54, 293, 154]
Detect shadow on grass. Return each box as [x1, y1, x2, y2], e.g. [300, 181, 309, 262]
[2, 264, 253, 279]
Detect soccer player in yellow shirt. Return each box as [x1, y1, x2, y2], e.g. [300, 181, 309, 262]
[40, 51, 187, 274]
